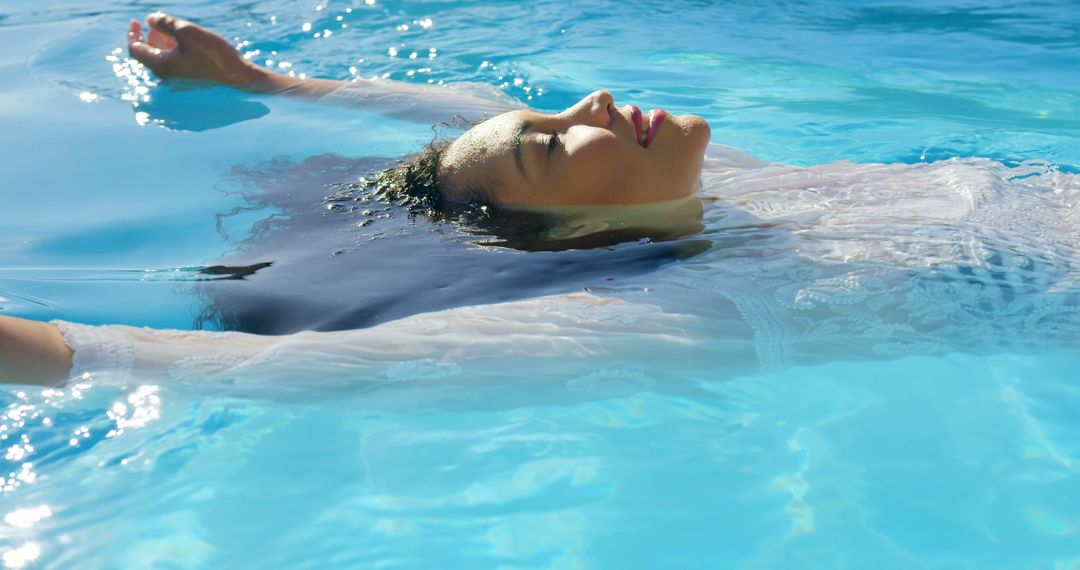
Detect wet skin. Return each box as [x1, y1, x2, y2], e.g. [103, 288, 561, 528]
[439, 90, 712, 207]
[126, 14, 712, 207]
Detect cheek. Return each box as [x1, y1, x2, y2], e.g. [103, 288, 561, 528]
[618, 147, 703, 203]
[562, 136, 634, 196]
[553, 131, 703, 205]
[565, 132, 626, 166]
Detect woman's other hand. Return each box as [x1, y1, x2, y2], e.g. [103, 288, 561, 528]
[127, 13, 270, 88]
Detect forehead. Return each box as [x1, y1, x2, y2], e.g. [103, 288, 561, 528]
[441, 111, 523, 174]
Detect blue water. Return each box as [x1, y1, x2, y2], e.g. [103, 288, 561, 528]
[3, 0, 1080, 567]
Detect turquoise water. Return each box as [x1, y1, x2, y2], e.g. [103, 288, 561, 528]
[2, 0, 1080, 567]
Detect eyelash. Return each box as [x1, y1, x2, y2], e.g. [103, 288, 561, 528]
[547, 131, 561, 156]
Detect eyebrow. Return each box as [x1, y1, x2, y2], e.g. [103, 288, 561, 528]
[512, 120, 533, 185]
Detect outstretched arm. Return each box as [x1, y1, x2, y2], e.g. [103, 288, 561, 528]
[0, 294, 715, 393]
[126, 13, 520, 119]
[127, 13, 341, 97]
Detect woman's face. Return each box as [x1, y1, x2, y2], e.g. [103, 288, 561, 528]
[439, 90, 711, 207]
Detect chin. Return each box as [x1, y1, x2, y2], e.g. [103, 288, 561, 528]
[669, 113, 711, 155]
[684, 114, 711, 146]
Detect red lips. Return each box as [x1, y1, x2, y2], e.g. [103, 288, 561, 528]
[628, 104, 666, 149]
[645, 109, 667, 148]
[629, 105, 645, 147]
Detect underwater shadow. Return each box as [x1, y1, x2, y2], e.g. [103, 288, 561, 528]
[193, 154, 710, 334]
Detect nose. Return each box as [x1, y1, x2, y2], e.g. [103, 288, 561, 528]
[561, 90, 614, 128]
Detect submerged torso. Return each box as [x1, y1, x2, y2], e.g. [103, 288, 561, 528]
[633, 146, 1080, 370]
[195, 142, 1080, 373]
[193, 154, 705, 334]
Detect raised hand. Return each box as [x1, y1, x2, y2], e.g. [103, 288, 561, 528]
[127, 13, 270, 88]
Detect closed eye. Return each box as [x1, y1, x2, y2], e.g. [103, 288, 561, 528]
[547, 131, 561, 157]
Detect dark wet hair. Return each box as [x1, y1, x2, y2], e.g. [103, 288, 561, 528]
[332, 138, 513, 235]
[192, 151, 707, 334]
[351, 138, 705, 251]
[330, 138, 567, 248]
[367, 139, 457, 214]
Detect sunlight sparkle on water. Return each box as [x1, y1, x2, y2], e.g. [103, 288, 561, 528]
[3, 463, 36, 491]
[107, 48, 155, 106]
[3, 1, 1079, 567]
[2, 543, 40, 569]
[4, 505, 52, 528]
[105, 385, 162, 437]
[4, 444, 31, 461]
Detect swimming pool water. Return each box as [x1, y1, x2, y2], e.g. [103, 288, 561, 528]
[2, 0, 1080, 567]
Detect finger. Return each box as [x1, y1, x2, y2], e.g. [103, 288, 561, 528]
[146, 12, 197, 44]
[128, 41, 166, 74]
[147, 26, 178, 51]
[128, 20, 167, 74]
[147, 12, 222, 50]
[146, 12, 182, 36]
[127, 19, 144, 46]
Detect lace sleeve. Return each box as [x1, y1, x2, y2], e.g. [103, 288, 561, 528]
[47, 294, 715, 397]
[319, 79, 524, 123]
[51, 320, 135, 382]
[51, 320, 272, 385]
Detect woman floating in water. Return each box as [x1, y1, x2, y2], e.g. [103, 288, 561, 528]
[123, 13, 713, 208]
[3, 13, 1079, 389]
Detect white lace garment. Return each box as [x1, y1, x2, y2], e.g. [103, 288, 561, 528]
[53, 145, 1080, 391]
